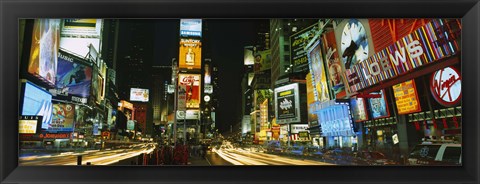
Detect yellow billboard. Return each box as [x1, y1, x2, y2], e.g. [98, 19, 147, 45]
[179, 38, 202, 70]
[392, 80, 422, 115]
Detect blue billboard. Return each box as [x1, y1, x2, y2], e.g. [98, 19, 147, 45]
[55, 51, 92, 102]
[180, 19, 202, 38]
[21, 81, 53, 130]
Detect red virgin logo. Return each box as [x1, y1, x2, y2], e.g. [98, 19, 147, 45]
[430, 67, 461, 106]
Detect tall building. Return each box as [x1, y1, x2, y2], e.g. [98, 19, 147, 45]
[116, 20, 154, 135]
[270, 19, 318, 89]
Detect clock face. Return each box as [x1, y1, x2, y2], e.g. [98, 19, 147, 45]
[340, 19, 369, 70]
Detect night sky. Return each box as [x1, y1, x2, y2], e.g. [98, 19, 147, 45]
[152, 19, 263, 133]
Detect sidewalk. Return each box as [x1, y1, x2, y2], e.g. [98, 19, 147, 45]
[188, 156, 211, 166]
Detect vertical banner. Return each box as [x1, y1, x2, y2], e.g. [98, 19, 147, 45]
[178, 85, 187, 111]
[307, 40, 330, 102]
[306, 73, 318, 127]
[322, 31, 347, 98]
[28, 19, 61, 86]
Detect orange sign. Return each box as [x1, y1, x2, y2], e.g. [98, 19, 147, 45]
[392, 80, 422, 115]
[179, 38, 202, 70]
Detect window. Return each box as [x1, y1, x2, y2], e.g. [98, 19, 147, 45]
[442, 146, 461, 164]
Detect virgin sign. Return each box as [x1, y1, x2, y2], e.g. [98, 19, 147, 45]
[430, 67, 461, 107]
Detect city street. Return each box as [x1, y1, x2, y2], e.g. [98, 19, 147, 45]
[20, 143, 156, 166]
[211, 147, 333, 165]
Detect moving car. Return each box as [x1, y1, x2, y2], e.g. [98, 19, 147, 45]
[408, 142, 461, 165]
[265, 140, 283, 153]
[289, 146, 305, 156]
[353, 151, 398, 165]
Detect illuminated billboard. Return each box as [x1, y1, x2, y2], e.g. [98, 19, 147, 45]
[350, 97, 368, 122]
[50, 103, 75, 132]
[52, 50, 92, 104]
[367, 90, 390, 119]
[178, 74, 201, 108]
[290, 23, 319, 72]
[28, 19, 61, 86]
[306, 73, 318, 126]
[322, 31, 347, 98]
[430, 67, 461, 107]
[180, 19, 202, 38]
[60, 19, 103, 59]
[345, 19, 461, 93]
[275, 83, 301, 124]
[92, 61, 106, 104]
[130, 88, 150, 102]
[179, 38, 202, 70]
[21, 81, 53, 130]
[19, 116, 43, 134]
[392, 80, 421, 115]
[253, 49, 272, 73]
[308, 40, 330, 103]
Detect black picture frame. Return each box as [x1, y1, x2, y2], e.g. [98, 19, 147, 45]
[1, 0, 478, 184]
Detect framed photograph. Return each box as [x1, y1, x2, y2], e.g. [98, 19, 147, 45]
[1, 0, 479, 184]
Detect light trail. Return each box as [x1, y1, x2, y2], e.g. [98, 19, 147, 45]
[213, 147, 335, 166]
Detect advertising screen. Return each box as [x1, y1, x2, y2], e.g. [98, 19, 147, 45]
[180, 19, 202, 38]
[244, 47, 255, 65]
[28, 19, 61, 86]
[368, 90, 390, 119]
[319, 103, 355, 137]
[275, 83, 301, 124]
[290, 23, 319, 72]
[323, 31, 347, 98]
[21, 81, 53, 130]
[19, 116, 43, 134]
[179, 38, 202, 70]
[308, 40, 330, 103]
[54, 50, 92, 102]
[50, 103, 75, 132]
[350, 97, 368, 122]
[253, 49, 272, 73]
[60, 19, 103, 58]
[130, 88, 150, 102]
[392, 80, 422, 115]
[178, 74, 201, 108]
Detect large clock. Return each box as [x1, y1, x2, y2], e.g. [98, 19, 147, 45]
[340, 19, 369, 70]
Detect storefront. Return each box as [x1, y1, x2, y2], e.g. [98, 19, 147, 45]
[313, 99, 357, 149]
[342, 19, 461, 156]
